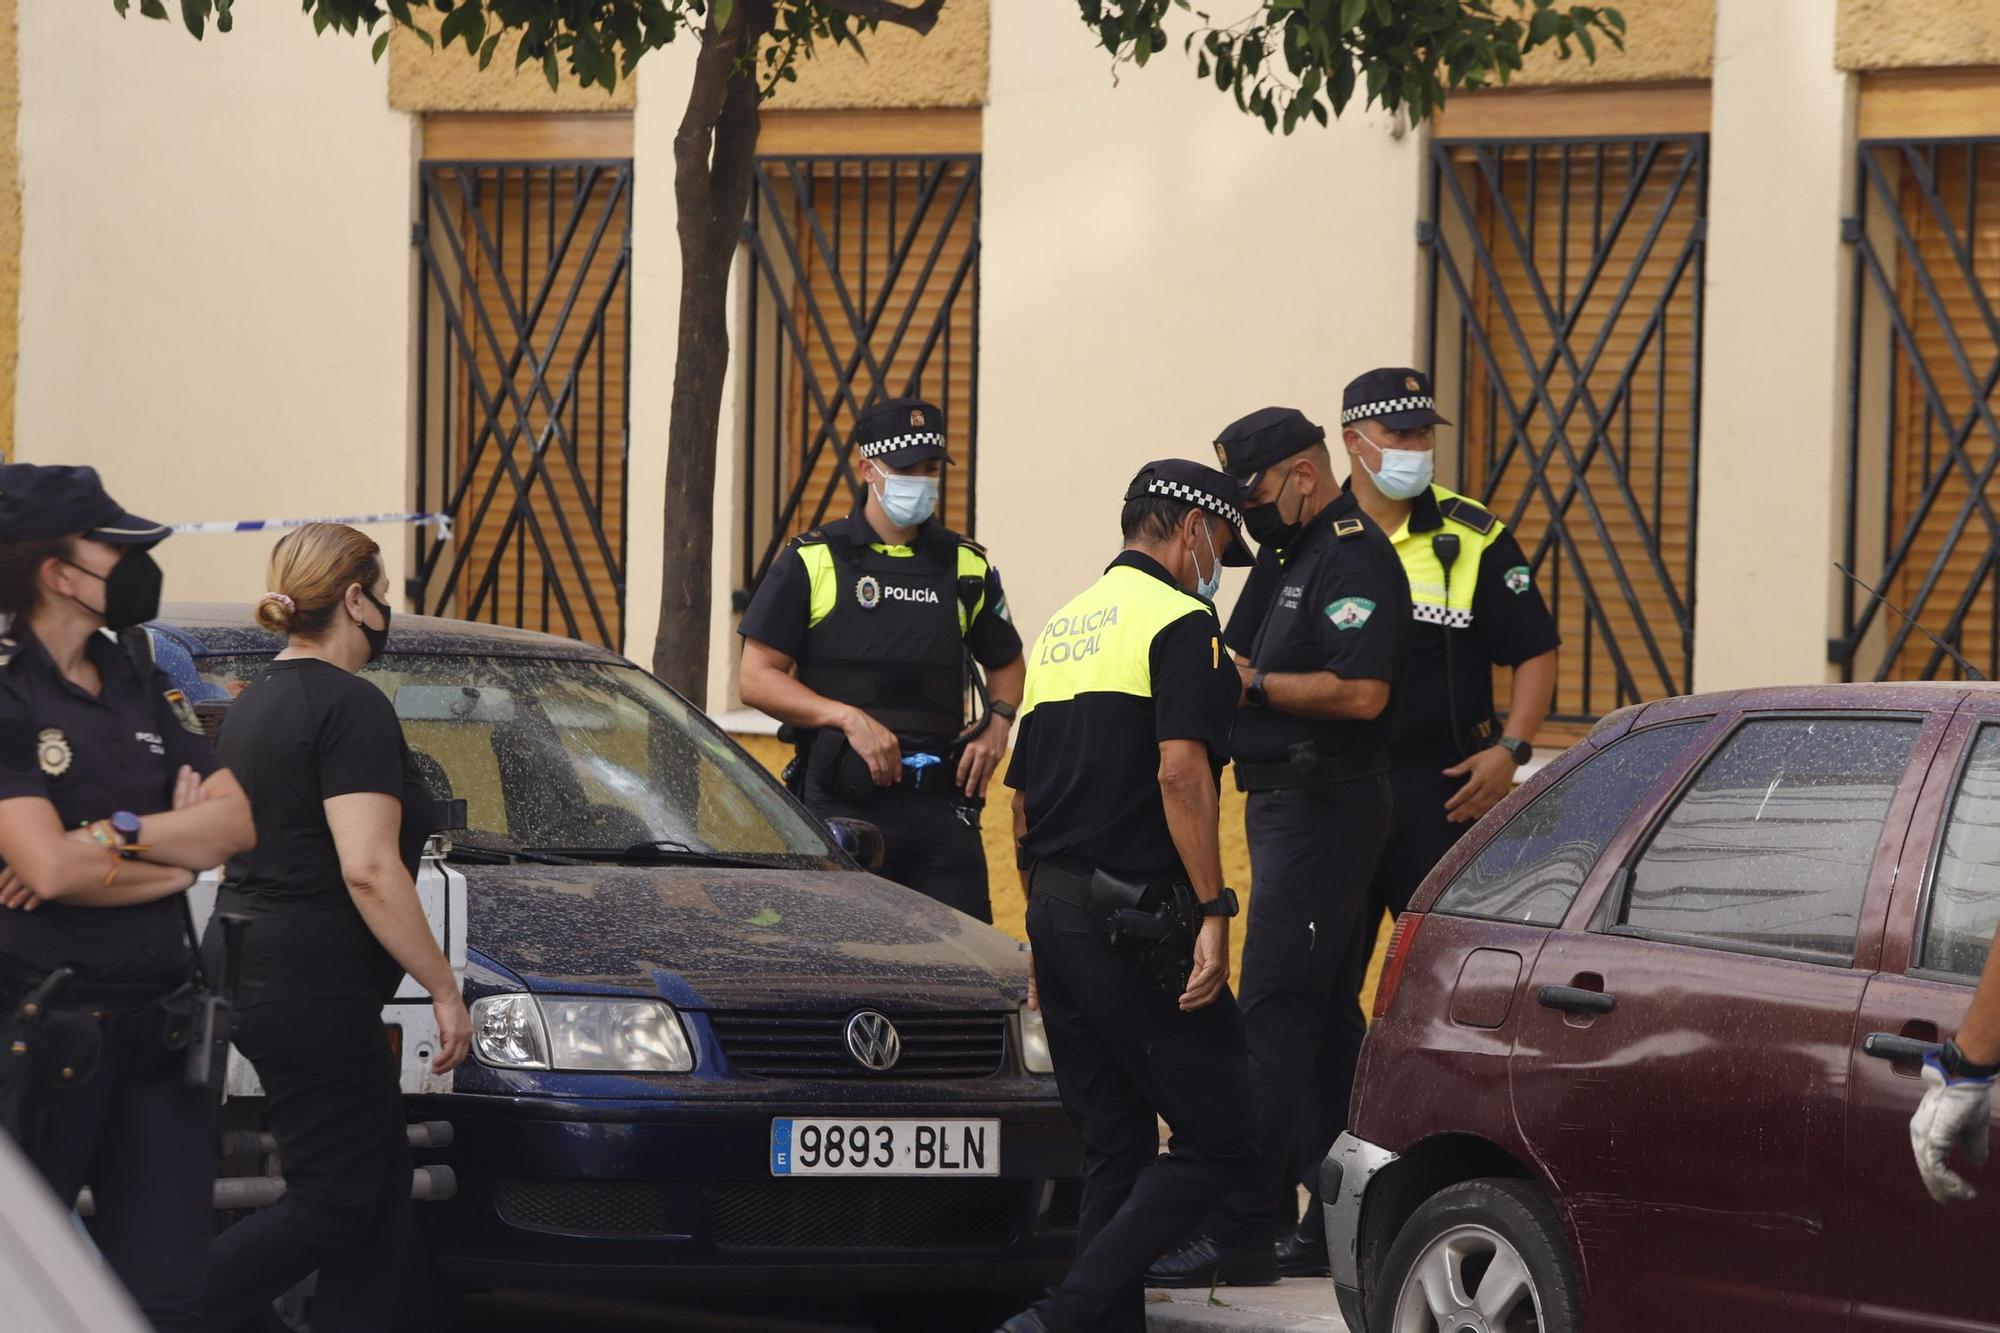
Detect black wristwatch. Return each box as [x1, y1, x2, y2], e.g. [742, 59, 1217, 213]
[990, 699, 1018, 722]
[1497, 735, 1533, 766]
[1245, 672, 1269, 709]
[1940, 1038, 2000, 1080]
[1197, 888, 1240, 919]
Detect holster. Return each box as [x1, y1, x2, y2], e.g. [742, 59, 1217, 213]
[0, 968, 101, 1149]
[1081, 868, 1197, 998]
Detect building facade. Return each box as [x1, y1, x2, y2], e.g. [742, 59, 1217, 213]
[0, 0, 1994, 739]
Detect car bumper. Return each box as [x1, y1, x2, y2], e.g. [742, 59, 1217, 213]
[409, 1089, 1083, 1295]
[1321, 1131, 1398, 1327]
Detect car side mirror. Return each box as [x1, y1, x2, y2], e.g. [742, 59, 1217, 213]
[824, 817, 886, 872]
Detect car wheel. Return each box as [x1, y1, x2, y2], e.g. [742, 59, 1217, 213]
[1368, 1178, 1577, 1333]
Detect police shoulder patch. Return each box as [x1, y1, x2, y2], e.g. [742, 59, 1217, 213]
[1440, 497, 1496, 535]
[1324, 596, 1377, 631]
[1332, 518, 1367, 539]
[164, 688, 205, 737]
[1503, 564, 1533, 595]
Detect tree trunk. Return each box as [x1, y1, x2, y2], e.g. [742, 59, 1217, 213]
[653, 3, 769, 704]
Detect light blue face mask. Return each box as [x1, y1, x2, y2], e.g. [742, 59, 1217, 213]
[873, 471, 940, 528]
[1357, 429, 1436, 502]
[1192, 519, 1223, 602]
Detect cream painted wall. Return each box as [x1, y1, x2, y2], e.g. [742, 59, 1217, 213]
[978, 7, 1425, 647]
[1692, 0, 1852, 691]
[15, 1, 417, 606]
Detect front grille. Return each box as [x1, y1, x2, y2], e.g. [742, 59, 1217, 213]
[1037, 1178, 1083, 1235]
[710, 1178, 1028, 1250]
[708, 1011, 1009, 1079]
[498, 1179, 669, 1236]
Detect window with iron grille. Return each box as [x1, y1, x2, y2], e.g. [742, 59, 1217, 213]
[1425, 136, 1707, 725]
[1837, 139, 2000, 683]
[735, 154, 980, 607]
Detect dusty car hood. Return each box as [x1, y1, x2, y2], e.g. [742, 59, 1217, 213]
[461, 864, 1030, 1012]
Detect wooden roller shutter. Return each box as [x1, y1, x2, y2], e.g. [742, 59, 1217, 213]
[1445, 136, 1705, 733]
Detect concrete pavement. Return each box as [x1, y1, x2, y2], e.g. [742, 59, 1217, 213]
[1146, 1280, 1351, 1332]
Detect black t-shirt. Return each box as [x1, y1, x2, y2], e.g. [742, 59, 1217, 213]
[0, 627, 221, 983]
[1227, 491, 1412, 765]
[213, 658, 434, 1007]
[1005, 553, 1239, 880]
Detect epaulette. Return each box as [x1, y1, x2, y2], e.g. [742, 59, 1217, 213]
[955, 534, 988, 558]
[0, 637, 17, 669]
[1332, 518, 1367, 539]
[792, 528, 828, 547]
[1440, 497, 1496, 536]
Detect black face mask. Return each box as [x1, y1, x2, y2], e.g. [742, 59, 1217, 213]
[1242, 472, 1301, 552]
[62, 549, 164, 631]
[358, 588, 392, 665]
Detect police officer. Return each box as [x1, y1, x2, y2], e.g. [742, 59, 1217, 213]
[1149, 408, 1412, 1288]
[738, 398, 1023, 922]
[0, 464, 256, 1332]
[995, 460, 1255, 1333]
[1269, 368, 1562, 1274]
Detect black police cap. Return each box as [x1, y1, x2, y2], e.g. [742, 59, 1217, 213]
[0, 464, 168, 547]
[1341, 366, 1452, 431]
[1212, 406, 1325, 491]
[1124, 459, 1253, 566]
[854, 397, 953, 468]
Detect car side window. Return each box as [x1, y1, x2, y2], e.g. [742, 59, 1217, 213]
[1432, 722, 1702, 926]
[1620, 716, 1921, 963]
[1919, 725, 2000, 981]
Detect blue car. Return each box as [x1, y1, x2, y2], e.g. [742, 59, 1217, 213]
[150, 605, 1081, 1315]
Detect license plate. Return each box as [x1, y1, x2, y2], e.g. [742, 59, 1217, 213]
[770, 1118, 1000, 1177]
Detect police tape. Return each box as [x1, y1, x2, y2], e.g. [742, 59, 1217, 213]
[168, 511, 455, 540]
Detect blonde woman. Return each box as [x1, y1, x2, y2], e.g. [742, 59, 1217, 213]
[201, 524, 468, 1333]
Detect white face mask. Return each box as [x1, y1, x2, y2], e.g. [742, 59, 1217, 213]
[872, 470, 940, 528]
[1190, 518, 1223, 603]
[1357, 430, 1435, 501]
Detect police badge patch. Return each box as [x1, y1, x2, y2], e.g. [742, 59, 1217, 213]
[1324, 597, 1377, 631]
[1504, 565, 1533, 595]
[37, 728, 72, 778]
[164, 688, 204, 737]
[855, 575, 882, 610]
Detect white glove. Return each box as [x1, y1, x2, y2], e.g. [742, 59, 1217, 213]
[1911, 1054, 1992, 1204]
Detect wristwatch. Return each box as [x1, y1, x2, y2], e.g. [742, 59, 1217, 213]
[1197, 888, 1241, 919]
[1245, 672, 1270, 709]
[110, 810, 143, 849]
[1497, 735, 1533, 766]
[1939, 1038, 2000, 1080]
[990, 699, 1019, 722]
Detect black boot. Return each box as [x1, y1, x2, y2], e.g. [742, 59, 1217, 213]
[993, 1310, 1053, 1333]
[1145, 1234, 1281, 1288]
[1275, 1207, 1330, 1278]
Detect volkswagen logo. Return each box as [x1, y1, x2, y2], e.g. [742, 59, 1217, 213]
[844, 1010, 901, 1072]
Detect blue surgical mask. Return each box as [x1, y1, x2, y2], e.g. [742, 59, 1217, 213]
[873, 472, 940, 528]
[1357, 430, 1435, 501]
[1192, 520, 1223, 603]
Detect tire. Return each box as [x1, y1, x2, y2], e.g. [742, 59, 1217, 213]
[1367, 1178, 1578, 1333]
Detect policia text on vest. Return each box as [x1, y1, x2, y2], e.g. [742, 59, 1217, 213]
[737, 398, 1025, 925]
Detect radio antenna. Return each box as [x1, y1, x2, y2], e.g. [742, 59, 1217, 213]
[1835, 562, 1989, 683]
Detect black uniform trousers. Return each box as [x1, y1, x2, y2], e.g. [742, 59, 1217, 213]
[1209, 774, 1392, 1245]
[1025, 889, 1255, 1333]
[27, 1029, 214, 1333]
[807, 785, 992, 923]
[204, 998, 410, 1333]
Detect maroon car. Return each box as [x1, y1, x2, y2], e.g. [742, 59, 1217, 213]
[1325, 683, 2000, 1332]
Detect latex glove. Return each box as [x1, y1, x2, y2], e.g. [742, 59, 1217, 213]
[1912, 1052, 1992, 1204]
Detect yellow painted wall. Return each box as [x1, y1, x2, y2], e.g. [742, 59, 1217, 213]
[1508, 0, 1714, 86]
[0, 0, 15, 463]
[768, 0, 988, 111]
[388, 16, 636, 113]
[14, 0, 418, 605]
[1838, 0, 2000, 70]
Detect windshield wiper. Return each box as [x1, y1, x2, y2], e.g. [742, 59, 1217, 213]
[528, 839, 789, 870]
[443, 836, 588, 867]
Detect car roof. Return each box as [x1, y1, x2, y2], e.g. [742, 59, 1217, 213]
[150, 602, 631, 665]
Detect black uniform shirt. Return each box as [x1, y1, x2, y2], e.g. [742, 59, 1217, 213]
[0, 626, 221, 983]
[214, 659, 434, 1007]
[1226, 490, 1412, 765]
[1006, 553, 1240, 880]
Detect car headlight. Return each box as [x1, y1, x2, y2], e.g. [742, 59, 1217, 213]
[471, 994, 697, 1073]
[1018, 1004, 1055, 1075]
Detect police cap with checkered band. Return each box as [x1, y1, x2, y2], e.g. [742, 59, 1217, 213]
[1340, 366, 1452, 432]
[853, 397, 954, 468]
[1125, 459, 1254, 566]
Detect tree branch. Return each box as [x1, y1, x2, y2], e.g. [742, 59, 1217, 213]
[818, 0, 947, 36]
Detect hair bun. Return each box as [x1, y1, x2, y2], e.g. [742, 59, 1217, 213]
[254, 590, 296, 634]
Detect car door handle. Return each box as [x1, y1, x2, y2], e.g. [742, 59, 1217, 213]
[1538, 985, 1616, 1015]
[1863, 1032, 1942, 1063]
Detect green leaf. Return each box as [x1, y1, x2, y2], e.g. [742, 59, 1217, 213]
[138, 0, 167, 18]
[479, 31, 501, 70]
[113, 0, 129, 15]
[178, 0, 203, 38]
[372, 28, 389, 60]
[714, 0, 735, 31]
[1338, 0, 1365, 28]
[1576, 25, 1596, 60]
[542, 46, 559, 91]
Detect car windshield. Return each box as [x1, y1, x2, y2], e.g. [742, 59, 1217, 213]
[197, 652, 840, 867]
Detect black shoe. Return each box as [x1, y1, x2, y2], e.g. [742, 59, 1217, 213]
[993, 1310, 1053, 1333]
[1276, 1218, 1330, 1278]
[1145, 1234, 1281, 1288]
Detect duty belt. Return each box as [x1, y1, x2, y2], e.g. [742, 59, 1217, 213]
[1026, 857, 1093, 910]
[1232, 743, 1391, 792]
